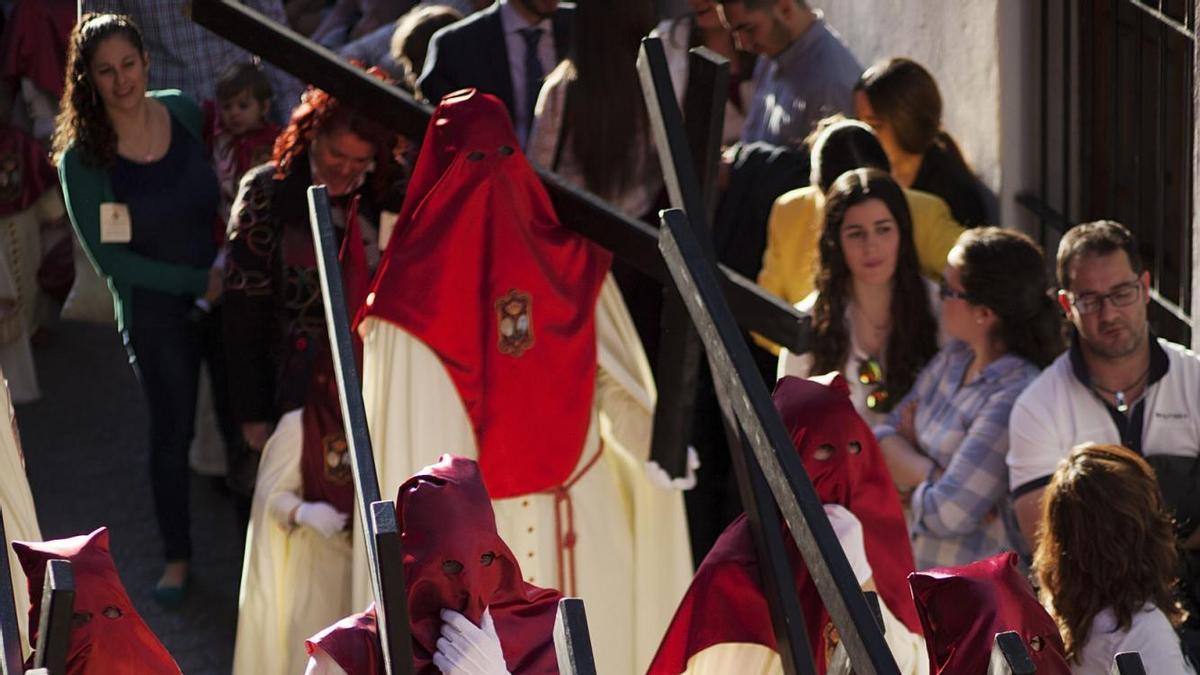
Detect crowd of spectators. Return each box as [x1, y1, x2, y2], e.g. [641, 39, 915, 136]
[0, 0, 1194, 671]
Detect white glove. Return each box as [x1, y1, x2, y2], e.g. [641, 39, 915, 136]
[645, 445, 702, 490]
[823, 504, 873, 586]
[294, 501, 349, 538]
[432, 608, 510, 675]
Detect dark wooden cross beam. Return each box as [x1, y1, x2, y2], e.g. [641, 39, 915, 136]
[0, 511, 22, 675]
[636, 37, 726, 477]
[1111, 652, 1148, 675]
[657, 208, 898, 674]
[187, 0, 807, 352]
[553, 598, 597, 675]
[827, 592, 886, 675]
[308, 186, 414, 675]
[32, 560, 73, 675]
[988, 632, 1035, 674]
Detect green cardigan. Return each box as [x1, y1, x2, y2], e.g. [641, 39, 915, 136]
[58, 90, 211, 331]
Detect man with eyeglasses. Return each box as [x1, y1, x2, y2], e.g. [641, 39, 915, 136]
[1007, 221, 1200, 564]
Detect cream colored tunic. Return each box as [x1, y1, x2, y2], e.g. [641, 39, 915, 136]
[0, 373, 40, 658]
[0, 188, 63, 403]
[353, 274, 693, 674]
[233, 410, 353, 675]
[682, 597, 928, 675]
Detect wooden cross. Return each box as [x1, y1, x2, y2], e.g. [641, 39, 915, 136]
[307, 186, 414, 675]
[553, 598, 597, 675]
[1111, 652, 1148, 675]
[635, 38, 727, 478]
[657, 207, 898, 674]
[31, 561, 73, 675]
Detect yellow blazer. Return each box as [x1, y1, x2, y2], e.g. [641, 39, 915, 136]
[755, 185, 964, 353]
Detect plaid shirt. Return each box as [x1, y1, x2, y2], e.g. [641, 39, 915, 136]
[874, 340, 1038, 569]
[83, 0, 303, 121]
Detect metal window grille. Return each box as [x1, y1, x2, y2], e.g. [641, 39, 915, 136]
[1018, 0, 1196, 346]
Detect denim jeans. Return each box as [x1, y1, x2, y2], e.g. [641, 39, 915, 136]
[125, 293, 222, 562]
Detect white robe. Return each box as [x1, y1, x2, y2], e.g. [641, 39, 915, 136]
[232, 409, 354, 675]
[0, 373, 40, 658]
[354, 275, 693, 673]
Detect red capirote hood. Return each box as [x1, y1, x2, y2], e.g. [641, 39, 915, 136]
[12, 528, 180, 675]
[647, 374, 919, 675]
[909, 552, 1070, 674]
[358, 88, 611, 499]
[308, 455, 561, 675]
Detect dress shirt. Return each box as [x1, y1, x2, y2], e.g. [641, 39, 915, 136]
[84, 0, 304, 123]
[740, 10, 861, 147]
[875, 340, 1038, 570]
[499, 0, 556, 147]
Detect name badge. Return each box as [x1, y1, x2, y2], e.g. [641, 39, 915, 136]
[378, 210, 399, 251]
[99, 203, 132, 243]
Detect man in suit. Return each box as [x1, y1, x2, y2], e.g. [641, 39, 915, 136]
[417, 0, 574, 147]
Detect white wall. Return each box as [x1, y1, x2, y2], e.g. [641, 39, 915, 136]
[818, 0, 1036, 228]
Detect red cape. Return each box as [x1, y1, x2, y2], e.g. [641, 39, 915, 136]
[0, 124, 56, 217]
[358, 89, 610, 499]
[12, 528, 181, 675]
[648, 375, 920, 674]
[307, 455, 561, 674]
[909, 552, 1070, 674]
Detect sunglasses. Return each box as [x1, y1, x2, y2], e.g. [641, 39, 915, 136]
[858, 356, 894, 413]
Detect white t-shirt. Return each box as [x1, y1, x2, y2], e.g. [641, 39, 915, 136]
[1008, 337, 1200, 494]
[778, 279, 942, 429]
[1070, 604, 1195, 675]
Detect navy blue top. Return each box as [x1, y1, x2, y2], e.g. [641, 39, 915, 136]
[110, 113, 219, 311]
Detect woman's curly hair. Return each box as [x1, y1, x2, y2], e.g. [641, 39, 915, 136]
[272, 67, 408, 210]
[1034, 443, 1187, 662]
[52, 13, 146, 168]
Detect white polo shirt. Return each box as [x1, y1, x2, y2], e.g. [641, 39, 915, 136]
[1008, 336, 1200, 496]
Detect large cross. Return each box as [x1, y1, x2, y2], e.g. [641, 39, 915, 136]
[307, 186, 414, 675]
[657, 205, 899, 674]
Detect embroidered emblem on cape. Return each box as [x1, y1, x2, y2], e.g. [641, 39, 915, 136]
[0, 154, 22, 202]
[496, 289, 534, 357]
[323, 432, 352, 484]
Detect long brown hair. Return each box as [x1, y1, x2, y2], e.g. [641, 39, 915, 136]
[854, 57, 972, 176]
[52, 13, 146, 168]
[1034, 443, 1186, 661]
[811, 168, 938, 399]
[273, 68, 408, 210]
[556, 0, 654, 201]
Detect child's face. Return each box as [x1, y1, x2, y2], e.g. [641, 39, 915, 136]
[220, 89, 268, 136]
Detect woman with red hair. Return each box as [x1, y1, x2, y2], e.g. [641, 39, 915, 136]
[221, 72, 406, 494]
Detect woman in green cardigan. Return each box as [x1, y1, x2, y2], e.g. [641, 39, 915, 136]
[53, 14, 224, 606]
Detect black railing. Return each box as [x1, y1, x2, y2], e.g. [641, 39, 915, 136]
[1020, 0, 1196, 345]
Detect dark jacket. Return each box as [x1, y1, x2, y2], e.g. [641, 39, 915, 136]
[417, 2, 574, 118]
[221, 157, 388, 425]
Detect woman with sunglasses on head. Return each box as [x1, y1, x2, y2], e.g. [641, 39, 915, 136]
[875, 227, 1065, 569]
[777, 168, 940, 429]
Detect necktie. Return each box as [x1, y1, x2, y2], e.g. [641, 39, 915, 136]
[518, 27, 545, 136]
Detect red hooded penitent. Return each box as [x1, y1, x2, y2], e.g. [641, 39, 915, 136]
[307, 455, 562, 674]
[647, 374, 920, 674]
[357, 89, 610, 499]
[12, 528, 181, 675]
[909, 551, 1070, 674]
